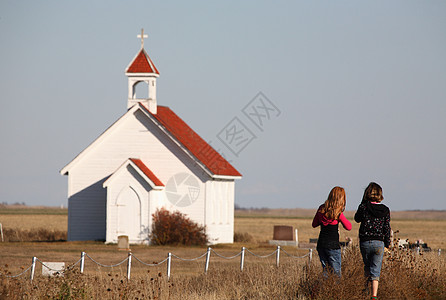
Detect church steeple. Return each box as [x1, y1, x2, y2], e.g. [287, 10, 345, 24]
[125, 29, 159, 113]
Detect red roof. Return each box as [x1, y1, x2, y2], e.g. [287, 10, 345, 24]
[126, 49, 159, 74]
[129, 158, 164, 186]
[142, 105, 242, 177]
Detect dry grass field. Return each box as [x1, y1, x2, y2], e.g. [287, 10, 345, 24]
[1, 243, 445, 299]
[1, 206, 446, 299]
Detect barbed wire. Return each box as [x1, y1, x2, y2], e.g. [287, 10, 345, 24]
[4, 264, 33, 278]
[210, 248, 242, 259]
[36, 258, 65, 272]
[68, 257, 83, 269]
[245, 248, 278, 258]
[132, 255, 168, 266]
[171, 252, 207, 261]
[37, 258, 81, 271]
[1, 246, 314, 279]
[85, 253, 128, 268]
[281, 248, 310, 258]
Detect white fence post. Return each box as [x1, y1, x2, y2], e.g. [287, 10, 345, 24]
[439, 249, 442, 256]
[240, 247, 245, 272]
[276, 246, 280, 267]
[80, 252, 85, 274]
[204, 247, 211, 274]
[167, 253, 172, 280]
[0, 223, 3, 242]
[30, 257, 36, 281]
[127, 252, 132, 280]
[309, 249, 313, 264]
[295, 229, 298, 247]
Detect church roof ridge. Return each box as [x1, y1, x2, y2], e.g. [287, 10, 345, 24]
[141, 104, 242, 178]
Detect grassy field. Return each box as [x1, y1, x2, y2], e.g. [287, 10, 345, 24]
[1, 206, 446, 299]
[1, 242, 445, 299]
[1, 206, 446, 248]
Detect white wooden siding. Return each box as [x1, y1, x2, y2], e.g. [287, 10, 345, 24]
[205, 180, 235, 244]
[66, 110, 210, 241]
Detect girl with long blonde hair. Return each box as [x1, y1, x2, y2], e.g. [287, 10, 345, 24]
[312, 186, 352, 277]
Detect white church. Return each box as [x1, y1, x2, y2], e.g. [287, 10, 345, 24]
[60, 31, 242, 244]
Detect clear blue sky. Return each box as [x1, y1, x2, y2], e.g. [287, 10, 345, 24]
[1, 1, 445, 211]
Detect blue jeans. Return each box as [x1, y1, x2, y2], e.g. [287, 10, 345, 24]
[360, 240, 385, 281]
[317, 247, 342, 277]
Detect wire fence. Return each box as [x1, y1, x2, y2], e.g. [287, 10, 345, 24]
[1, 246, 313, 281]
[4, 246, 441, 282]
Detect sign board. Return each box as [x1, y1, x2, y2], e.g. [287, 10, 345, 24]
[42, 262, 65, 276]
[273, 225, 294, 241]
[118, 235, 130, 250]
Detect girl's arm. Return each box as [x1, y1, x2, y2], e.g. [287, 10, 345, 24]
[354, 203, 365, 223]
[339, 213, 352, 231]
[312, 211, 321, 228]
[383, 213, 391, 248]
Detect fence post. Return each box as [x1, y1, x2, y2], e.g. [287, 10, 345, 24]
[240, 247, 245, 272]
[127, 252, 132, 280]
[439, 249, 442, 256]
[295, 229, 298, 247]
[204, 247, 211, 274]
[80, 252, 85, 274]
[30, 257, 36, 281]
[416, 246, 420, 255]
[0, 223, 3, 242]
[167, 253, 172, 280]
[276, 246, 280, 267]
[309, 249, 313, 264]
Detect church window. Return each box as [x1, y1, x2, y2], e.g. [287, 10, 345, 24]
[134, 81, 149, 99]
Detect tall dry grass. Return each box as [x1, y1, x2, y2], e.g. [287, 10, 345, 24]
[1, 228, 66, 242]
[1, 207, 446, 299]
[1, 245, 445, 299]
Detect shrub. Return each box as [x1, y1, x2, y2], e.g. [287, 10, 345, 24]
[234, 232, 253, 243]
[149, 208, 208, 246]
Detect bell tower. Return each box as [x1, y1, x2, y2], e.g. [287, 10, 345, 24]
[125, 29, 160, 113]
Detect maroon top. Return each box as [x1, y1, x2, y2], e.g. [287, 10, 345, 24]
[312, 206, 352, 230]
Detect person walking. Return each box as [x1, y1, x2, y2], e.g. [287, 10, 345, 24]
[312, 186, 352, 277]
[355, 182, 391, 300]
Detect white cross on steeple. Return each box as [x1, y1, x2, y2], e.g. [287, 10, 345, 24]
[137, 28, 148, 49]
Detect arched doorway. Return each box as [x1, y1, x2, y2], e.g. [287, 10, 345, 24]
[116, 186, 141, 241]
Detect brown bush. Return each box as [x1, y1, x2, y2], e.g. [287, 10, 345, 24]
[149, 208, 208, 246]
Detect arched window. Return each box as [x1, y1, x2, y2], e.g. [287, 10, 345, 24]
[133, 81, 149, 99]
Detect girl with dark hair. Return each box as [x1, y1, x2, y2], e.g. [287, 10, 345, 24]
[312, 186, 352, 277]
[355, 182, 391, 300]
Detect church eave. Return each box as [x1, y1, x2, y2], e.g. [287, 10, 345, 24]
[125, 72, 159, 78]
[59, 105, 142, 176]
[137, 103, 242, 179]
[103, 158, 165, 190]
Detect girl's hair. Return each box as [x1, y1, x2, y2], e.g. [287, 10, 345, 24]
[362, 182, 384, 203]
[321, 186, 346, 220]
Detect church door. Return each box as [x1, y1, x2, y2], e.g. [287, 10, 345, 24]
[116, 187, 141, 241]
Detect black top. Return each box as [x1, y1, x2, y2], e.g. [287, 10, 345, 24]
[317, 223, 340, 250]
[354, 201, 391, 248]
